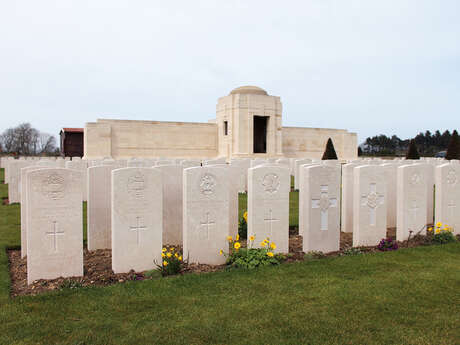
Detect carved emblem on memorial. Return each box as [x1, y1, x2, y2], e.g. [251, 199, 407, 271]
[262, 173, 280, 194]
[127, 172, 146, 199]
[42, 173, 65, 200]
[447, 170, 457, 185]
[200, 173, 216, 195]
[410, 173, 421, 185]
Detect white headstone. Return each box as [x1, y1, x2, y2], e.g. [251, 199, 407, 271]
[396, 164, 428, 241]
[154, 165, 183, 245]
[294, 159, 312, 190]
[353, 165, 387, 246]
[435, 164, 460, 235]
[8, 160, 30, 203]
[381, 163, 399, 228]
[65, 160, 88, 201]
[183, 166, 229, 264]
[26, 168, 83, 284]
[301, 165, 341, 253]
[20, 166, 46, 258]
[248, 165, 290, 253]
[111, 168, 163, 273]
[341, 163, 361, 233]
[87, 165, 115, 250]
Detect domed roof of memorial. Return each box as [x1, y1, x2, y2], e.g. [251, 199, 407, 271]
[229, 85, 268, 96]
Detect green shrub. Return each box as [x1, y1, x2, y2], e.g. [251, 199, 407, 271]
[446, 129, 460, 160]
[221, 236, 285, 269]
[156, 247, 184, 276]
[428, 223, 457, 244]
[322, 138, 338, 160]
[406, 139, 420, 159]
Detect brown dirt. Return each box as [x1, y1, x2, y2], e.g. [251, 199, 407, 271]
[8, 229, 458, 297]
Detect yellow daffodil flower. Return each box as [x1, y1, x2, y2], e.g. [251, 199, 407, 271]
[166, 252, 172, 258]
[435, 229, 440, 234]
[243, 211, 248, 222]
[267, 252, 274, 257]
[260, 241, 267, 247]
[163, 261, 168, 266]
[178, 256, 182, 261]
[436, 222, 442, 228]
[234, 242, 241, 250]
[219, 250, 223, 255]
[227, 236, 233, 242]
[428, 227, 433, 232]
[174, 253, 178, 258]
[270, 243, 276, 250]
[236, 234, 240, 241]
[249, 235, 255, 241]
[162, 248, 167, 252]
[161, 253, 165, 258]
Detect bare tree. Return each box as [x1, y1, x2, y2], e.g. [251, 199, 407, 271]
[0, 123, 57, 155]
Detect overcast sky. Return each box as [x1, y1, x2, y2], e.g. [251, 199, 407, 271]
[1, 1, 459, 143]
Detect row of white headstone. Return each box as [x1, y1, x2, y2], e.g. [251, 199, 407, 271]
[3, 156, 459, 284]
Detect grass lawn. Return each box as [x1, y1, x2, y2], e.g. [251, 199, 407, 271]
[0, 168, 460, 344]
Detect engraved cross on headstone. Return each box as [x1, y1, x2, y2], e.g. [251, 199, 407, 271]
[200, 212, 215, 240]
[130, 216, 147, 246]
[311, 185, 338, 231]
[46, 221, 64, 252]
[264, 209, 279, 237]
[361, 183, 385, 226]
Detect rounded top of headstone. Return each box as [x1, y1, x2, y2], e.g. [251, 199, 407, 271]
[230, 86, 268, 96]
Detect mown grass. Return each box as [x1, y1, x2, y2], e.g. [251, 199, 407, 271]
[0, 168, 460, 344]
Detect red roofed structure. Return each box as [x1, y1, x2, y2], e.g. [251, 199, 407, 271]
[60, 128, 84, 157]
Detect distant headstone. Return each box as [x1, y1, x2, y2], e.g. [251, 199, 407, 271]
[26, 168, 83, 284]
[341, 163, 361, 233]
[87, 165, 116, 250]
[65, 160, 88, 201]
[154, 165, 183, 245]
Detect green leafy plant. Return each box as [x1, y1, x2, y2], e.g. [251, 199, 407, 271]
[238, 211, 248, 240]
[59, 279, 83, 290]
[341, 247, 364, 256]
[156, 246, 184, 276]
[428, 222, 457, 244]
[220, 235, 285, 269]
[304, 251, 326, 260]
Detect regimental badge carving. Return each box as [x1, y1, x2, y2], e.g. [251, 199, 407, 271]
[200, 174, 216, 195]
[262, 173, 280, 194]
[366, 191, 379, 209]
[127, 172, 146, 199]
[42, 173, 65, 200]
[410, 173, 421, 185]
[447, 170, 457, 185]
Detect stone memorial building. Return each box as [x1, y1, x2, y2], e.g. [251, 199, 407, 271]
[84, 86, 357, 160]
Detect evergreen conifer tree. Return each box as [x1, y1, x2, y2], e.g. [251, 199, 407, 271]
[446, 129, 460, 160]
[405, 139, 420, 159]
[322, 138, 338, 160]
